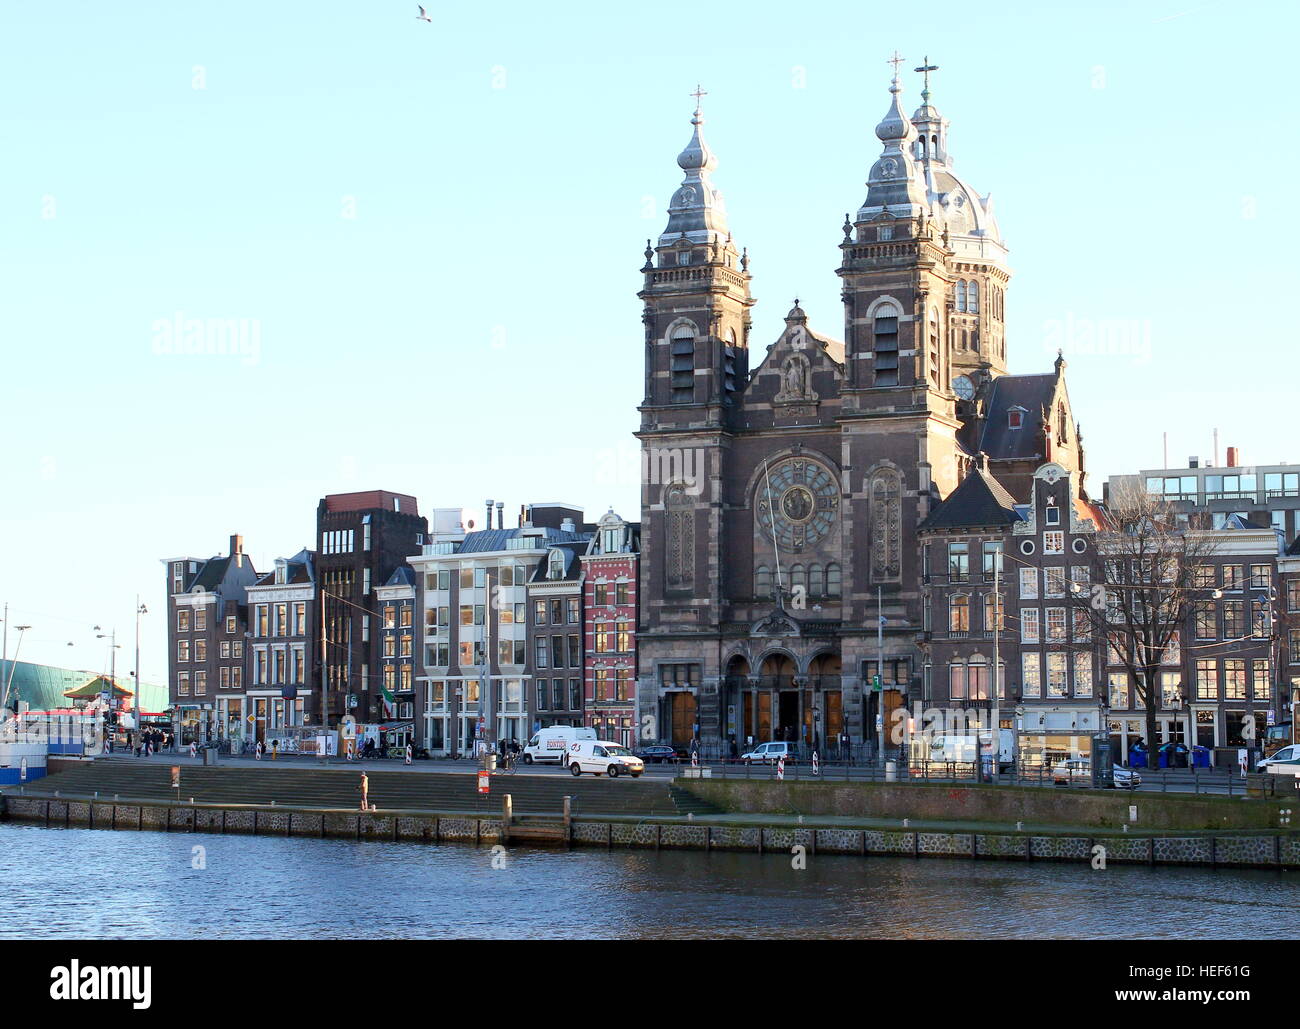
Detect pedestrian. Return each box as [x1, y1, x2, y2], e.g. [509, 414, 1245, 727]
[405, 742, 412, 765]
[359, 772, 369, 811]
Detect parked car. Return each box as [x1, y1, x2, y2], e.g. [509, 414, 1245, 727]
[567, 740, 645, 778]
[1110, 765, 1141, 790]
[739, 741, 800, 764]
[634, 745, 679, 764]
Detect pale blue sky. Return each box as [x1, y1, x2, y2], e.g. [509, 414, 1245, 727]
[2, 0, 1295, 682]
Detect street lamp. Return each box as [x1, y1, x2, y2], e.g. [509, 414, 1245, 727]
[1, 622, 32, 713]
[133, 599, 148, 744]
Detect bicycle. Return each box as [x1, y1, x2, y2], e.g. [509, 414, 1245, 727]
[499, 751, 520, 774]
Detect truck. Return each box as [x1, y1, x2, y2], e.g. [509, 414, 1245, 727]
[522, 725, 596, 764]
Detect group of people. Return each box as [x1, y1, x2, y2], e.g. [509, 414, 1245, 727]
[125, 727, 168, 757]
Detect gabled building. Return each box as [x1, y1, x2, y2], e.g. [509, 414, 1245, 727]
[375, 565, 417, 740]
[162, 535, 258, 744]
[583, 510, 641, 747]
[242, 548, 316, 744]
[526, 540, 587, 732]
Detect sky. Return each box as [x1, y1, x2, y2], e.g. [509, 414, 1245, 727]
[1, 0, 1296, 684]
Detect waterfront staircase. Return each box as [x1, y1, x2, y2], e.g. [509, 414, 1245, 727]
[8, 760, 722, 819]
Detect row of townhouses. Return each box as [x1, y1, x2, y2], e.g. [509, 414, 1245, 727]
[163, 495, 641, 754]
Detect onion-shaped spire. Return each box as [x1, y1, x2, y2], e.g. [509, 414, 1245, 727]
[658, 86, 731, 248]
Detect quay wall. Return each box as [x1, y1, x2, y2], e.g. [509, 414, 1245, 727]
[2, 793, 1297, 871]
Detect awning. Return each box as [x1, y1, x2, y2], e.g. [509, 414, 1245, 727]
[378, 722, 413, 732]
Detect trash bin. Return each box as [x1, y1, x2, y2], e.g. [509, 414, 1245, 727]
[1191, 746, 1210, 769]
[202, 745, 217, 766]
[1129, 748, 1147, 769]
[483, 754, 497, 772]
[885, 760, 897, 782]
[1158, 745, 1169, 769]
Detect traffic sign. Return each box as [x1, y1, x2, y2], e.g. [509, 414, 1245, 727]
[872, 675, 882, 691]
[477, 771, 490, 795]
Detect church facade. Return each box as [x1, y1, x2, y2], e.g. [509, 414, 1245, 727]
[635, 68, 1085, 755]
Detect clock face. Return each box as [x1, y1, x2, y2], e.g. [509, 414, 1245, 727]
[952, 374, 975, 400]
[756, 458, 840, 552]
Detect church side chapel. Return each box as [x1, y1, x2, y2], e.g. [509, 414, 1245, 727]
[635, 62, 1095, 754]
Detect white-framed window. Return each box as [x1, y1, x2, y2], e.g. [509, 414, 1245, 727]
[1021, 653, 1042, 698]
[1019, 567, 1038, 599]
[1021, 608, 1040, 643]
[1044, 567, 1066, 598]
[1046, 653, 1068, 697]
[1073, 652, 1093, 697]
[1045, 607, 1067, 642]
[1043, 531, 1065, 554]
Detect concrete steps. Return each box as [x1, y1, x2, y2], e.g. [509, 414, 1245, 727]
[15, 760, 721, 818]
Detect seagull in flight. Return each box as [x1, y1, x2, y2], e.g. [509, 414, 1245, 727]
[416, 5, 432, 21]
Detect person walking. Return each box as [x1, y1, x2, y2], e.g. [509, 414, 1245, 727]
[359, 772, 369, 811]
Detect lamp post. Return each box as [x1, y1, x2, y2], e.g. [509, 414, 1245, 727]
[1, 621, 32, 714]
[133, 599, 148, 740]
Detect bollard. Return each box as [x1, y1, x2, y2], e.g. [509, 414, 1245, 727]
[502, 794, 512, 845]
[903, 818, 909, 828]
[563, 795, 571, 828]
[687, 812, 693, 822]
[1016, 821, 1023, 831]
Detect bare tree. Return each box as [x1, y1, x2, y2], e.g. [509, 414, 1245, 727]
[1073, 482, 1220, 767]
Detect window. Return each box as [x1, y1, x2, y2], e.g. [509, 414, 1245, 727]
[225, 615, 236, 634]
[549, 599, 563, 624]
[537, 682, 547, 710]
[968, 281, 979, 313]
[1008, 409, 1023, 429]
[1108, 671, 1129, 708]
[1072, 608, 1090, 642]
[1045, 506, 1060, 526]
[949, 595, 970, 633]
[955, 280, 967, 313]
[1222, 601, 1245, 638]
[194, 639, 207, 662]
[1021, 608, 1040, 643]
[982, 541, 1003, 577]
[459, 606, 473, 626]
[1043, 531, 1065, 555]
[1046, 653, 1068, 698]
[670, 326, 696, 403]
[1193, 565, 1216, 589]
[568, 597, 581, 622]
[1222, 565, 1243, 590]
[383, 605, 396, 629]
[1194, 603, 1216, 639]
[1022, 654, 1042, 698]
[983, 592, 1003, 632]
[499, 564, 514, 588]
[550, 635, 565, 668]
[460, 568, 474, 590]
[1045, 607, 1067, 642]
[1224, 659, 1246, 700]
[534, 600, 547, 625]
[194, 608, 207, 632]
[595, 622, 611, 653]
[176, 609, 191, 632]
[1044, 567, 1066, 598]
[1019, 567, 1038, 599]
[1252, 659, 1270, 701]
[177, 672, 190, 696]
[1250, 564, 1270, 589]
[948, 543, 969, 581]
[177, 640, 190, 663]
[568, 635, 581, 667]
[534, 637, 548, 669]
[827, 563, 842, 597]
[616, 621, 633, 652]
[872, 308, 899, 387]
[756, 565, 772, 598]
[1161, 673, 1182, 708]
[571, 679, 583, 710]
[219, 641, 230, 659]
[1073, 652, 1092, 697]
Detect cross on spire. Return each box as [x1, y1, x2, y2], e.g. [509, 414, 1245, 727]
[914, 55, 939, 100]
[690, 83, 708, 113]
[887, 51, 905, 78]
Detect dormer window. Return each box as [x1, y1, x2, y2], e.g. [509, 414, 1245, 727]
[548, 551, 565, 580]
[1008, 408, 1024, 429]
[878, 225, 893, 241]
[677, 249, 691, 266]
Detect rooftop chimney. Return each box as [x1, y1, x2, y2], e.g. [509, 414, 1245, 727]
[230, 534, 244, 567]
[495, 501, 504, 530]
[1189, 456, 1199, 469]
[1227, 447, 1240, 468]
[485, 499, 493, 531]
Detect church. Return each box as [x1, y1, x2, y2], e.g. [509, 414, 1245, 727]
[635, 63, 1087, 755]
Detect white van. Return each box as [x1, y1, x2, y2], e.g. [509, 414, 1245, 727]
[739, 741, 798, 764]
[566, 740, 645, 778]
[523, 725, 596, 764]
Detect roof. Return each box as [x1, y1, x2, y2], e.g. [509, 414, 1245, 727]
[457, 527, 588, 554]
[252, 549, 315, 588]
[1, 661, 168, 713]
[529, 543, 587, 583]
[383, 565, 416, 587]
[322, 490, 420, 516]
[978, 374, 1055, 460]
[921, 464, 1023, 530]
[64, 675, 132, 699]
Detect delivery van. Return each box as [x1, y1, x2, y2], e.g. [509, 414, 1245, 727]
[523, 725, 596, 764]
[566, 739, 645, 778]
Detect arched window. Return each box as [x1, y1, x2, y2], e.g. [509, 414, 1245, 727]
[670, 325, 695, 404]
[791, 564, 807, 596]
[548, 551, 565, 580]
[949, 594, 970, 633]
[955, 280, 967, 313]
[872, 305, 899, 387]
[755, 564, 772, 599]
[826, 563, 842, 597]
[968, 281, 979, 313]
[808, 564, 825, 597]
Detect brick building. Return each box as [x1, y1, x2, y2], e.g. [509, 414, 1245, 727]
[582, 510, 640, 746]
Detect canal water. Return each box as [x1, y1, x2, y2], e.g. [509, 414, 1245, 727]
[1, 822, 1295, 939]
